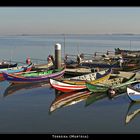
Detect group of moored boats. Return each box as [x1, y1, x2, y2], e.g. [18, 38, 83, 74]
[1, 48, 140, 105]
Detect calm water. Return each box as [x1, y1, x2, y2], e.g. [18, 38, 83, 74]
[0, 34, 140, 134]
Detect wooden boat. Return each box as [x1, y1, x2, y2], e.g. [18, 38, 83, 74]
[49, 68, 111, 92]
[86, 73, 137, 95]
[80, 55, 140, 72]
[49, 89, 91, 113]
[115, 48, 140, 55]
[65, 66, 92, 76]
[127, 82, 140, 102]
[125, 102, 140, 124]
[2, 66, 65, 84]
[120, 58, 140, 71]
[63, 68, 112, 85]
[3, 82, 49, 97]
[32, 61, 54, 71]
[0, 62, 17, 69]
[81, 61, 120, 69]
[0, 63, 33, 80]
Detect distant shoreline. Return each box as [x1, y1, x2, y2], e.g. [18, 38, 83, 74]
[0, 33, 138, 36]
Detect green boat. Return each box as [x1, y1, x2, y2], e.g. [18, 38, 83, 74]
[86, 73, 137, 94]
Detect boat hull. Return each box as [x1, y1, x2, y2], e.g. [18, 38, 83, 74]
[50, 68, 112, 92]
[3, 67, 65, 84]
[127, 83, 140, 102]
[50, 79, 86, 92]
[86, 73, 136, 93]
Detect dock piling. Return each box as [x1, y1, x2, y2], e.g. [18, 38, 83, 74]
[55, 43, 61, 69]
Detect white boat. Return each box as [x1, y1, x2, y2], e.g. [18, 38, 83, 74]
[127, 82, 140, 102]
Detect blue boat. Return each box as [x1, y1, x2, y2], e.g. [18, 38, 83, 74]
[0, 63, 32, 80]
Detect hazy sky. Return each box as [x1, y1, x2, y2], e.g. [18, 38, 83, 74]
[0, 7, 140, 35]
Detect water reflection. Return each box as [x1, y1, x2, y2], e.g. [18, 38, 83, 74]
[85, 92, 107, 107]
[125, 102, 140, 124]
[3, 82, 49, 97]
[49, 89, 92, 113]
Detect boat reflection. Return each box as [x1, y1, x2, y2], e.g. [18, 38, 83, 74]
[49, 89, 92, 113]
[85, 91, 125, 107]
[125, 102, 140, 124]
[85, 92, 107, 107]
[3, 82, 49, 97]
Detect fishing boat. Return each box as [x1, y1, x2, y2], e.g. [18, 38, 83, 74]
[3, 82, 49, 97]
[127, 82, 140, 102]
[2, 66, 65, 84]
[0, 63, 33, 80]
[120, 58, 140, 71]
[125, 102, 140, 124]
[65, 66, 92, 76]
[32, 61, 54, 71]
[49, 68, 111, 92]
[63, 68, 112, 85]
[49, 89, 91, 113]
[115, 48, 140, 55]
[0, 62, 17, 69]
[86, 73, 137, 95]
[81, 60, 120, 69]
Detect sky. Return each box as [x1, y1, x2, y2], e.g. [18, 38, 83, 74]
[0, 7, 140, 35]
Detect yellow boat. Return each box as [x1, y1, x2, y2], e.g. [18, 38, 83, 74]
[63, 68, 112, 85]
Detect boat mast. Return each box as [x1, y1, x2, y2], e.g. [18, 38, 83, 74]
[63, 34, 66, 57]
[130, 40, 131, 50]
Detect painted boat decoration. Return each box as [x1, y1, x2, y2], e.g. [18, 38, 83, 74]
[49, 68, 111, 93]
[63, 68, 112, 85]
[49, 89, 91, 113]
[50, 79, 87, 92]
[2, 66, 65, 84]
[125, 102, 140, 124]
[3, 82, 49, 97]
[0, 63, 32, 80]
[127, 82, 140, 102]
[86, 73, 136, 95]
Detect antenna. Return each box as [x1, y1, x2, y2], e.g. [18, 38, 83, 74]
[63, 34, 66, 57]
[130, 40, 131, 50]
[77, 43, 79, 54]
[10, 49, 13, 64]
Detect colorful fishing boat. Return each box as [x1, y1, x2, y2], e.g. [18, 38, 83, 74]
[125, 102, 140, 124]
[2, 66, 65, 84]
[49, 89, 91, 113]
[63, 68, 112, 85]
[127, 82, 140, 102]
[86, 73, 137, 95]
[0, 63, 32, 80]
[49, 68, 111, 92]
